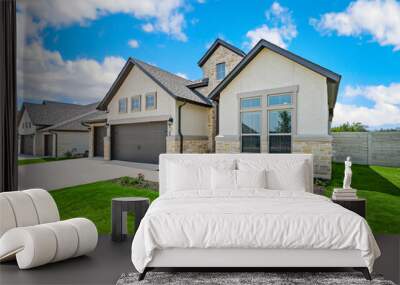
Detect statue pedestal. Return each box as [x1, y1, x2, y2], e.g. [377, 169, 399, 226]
[332, 188, 358, 200]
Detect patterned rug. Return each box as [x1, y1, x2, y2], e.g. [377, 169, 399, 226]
[116, 271, 396, 285]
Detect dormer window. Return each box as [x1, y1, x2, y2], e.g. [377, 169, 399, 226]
[216, 62, 226, 80]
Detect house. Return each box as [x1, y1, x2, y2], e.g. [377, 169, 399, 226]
[90, 38, 340, 178]
[18, 101, 99, 157]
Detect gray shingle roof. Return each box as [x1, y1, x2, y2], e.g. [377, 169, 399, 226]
[45, 110, 106, 131]
[22, 101, 98, 127]
[98, 58, 212, 110]
[81, 111, 107, 124]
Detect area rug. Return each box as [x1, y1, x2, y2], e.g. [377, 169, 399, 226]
[116, 272, 395, 285]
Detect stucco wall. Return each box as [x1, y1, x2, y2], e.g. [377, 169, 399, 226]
[179, 102, 209, 136]
[56, 131, 89, 157]
[107, 65, 177, 133]
[219, 48, 329, 137]
[18, 111, 36, 135]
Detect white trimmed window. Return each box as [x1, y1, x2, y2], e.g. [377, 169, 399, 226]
[131, 95, 141, 112]
[240, 97, 261, 153]
[267, 94, 293, 153]
[118, 98, 127, 113]
[216, 62, 226, 80]
[145, 92, 157, 110]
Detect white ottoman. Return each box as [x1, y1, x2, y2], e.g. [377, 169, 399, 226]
[0, 189, 98, 269]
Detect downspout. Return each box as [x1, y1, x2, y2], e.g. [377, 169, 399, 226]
[178, 101, 187, 153]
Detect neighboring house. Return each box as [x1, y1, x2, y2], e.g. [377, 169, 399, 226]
[18, 101, 98, 157]
[90, 38, 340, 179]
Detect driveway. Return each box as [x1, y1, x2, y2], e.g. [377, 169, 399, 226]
[18, 158, 158, 190]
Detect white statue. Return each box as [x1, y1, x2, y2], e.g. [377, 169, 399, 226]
[343, 156, 352, 189]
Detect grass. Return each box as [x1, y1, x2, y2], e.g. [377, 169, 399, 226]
[50, 179, 158, 234]
[18, 156, 78, 166]
[325, 163, 400, 234]
[50, 164, 400, 235]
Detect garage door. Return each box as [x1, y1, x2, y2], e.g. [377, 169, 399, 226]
[94, 126, 106, 157]
[21, 135, 34, 155]
[111, 121, 167, 164]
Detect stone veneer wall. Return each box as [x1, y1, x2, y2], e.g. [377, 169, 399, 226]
[292, 137, 333, 180]
[166, 136, 209, 154]
[215, 135, 333, 179]
[215, 136, 240, 153]
[198, 45, 244, 96]
[207, 106, 216, 152]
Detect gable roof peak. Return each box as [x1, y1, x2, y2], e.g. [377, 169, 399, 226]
[197, 38, 246, 67]
[97, 57, 212, 110]
[209, 38, 341, 101]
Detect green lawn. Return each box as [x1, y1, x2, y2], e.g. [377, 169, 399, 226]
[18, 157, 78, 166]
[325, 163, 400, 234]
[50, 179, 158, 234]
[50, 163, 400, 235]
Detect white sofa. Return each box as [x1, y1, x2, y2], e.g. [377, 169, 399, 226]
[0, 189, 98, 269]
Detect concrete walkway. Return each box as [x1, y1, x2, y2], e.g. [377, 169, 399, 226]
[18, 158, 158, 190]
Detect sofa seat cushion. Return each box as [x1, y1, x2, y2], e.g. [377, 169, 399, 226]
[0, 218, 97, 269]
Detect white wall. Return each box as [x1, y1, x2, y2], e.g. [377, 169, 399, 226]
[107, 65, 177, 133]
[56, 131, 89, 157]
[219, 48, 329, 136]
[18, 111, 36, 135]
[178, 102, 209, 136]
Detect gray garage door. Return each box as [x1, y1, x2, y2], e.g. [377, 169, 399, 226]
[94, 126, 106, 157]
[111, 121, 167, 164]
[21, 135, 34, 155]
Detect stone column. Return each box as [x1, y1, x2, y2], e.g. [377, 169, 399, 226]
[207, 106, 216, 153]
[104, 125, 111, 161]
[292, 135, 333, 179]
[166, 136, 179, 153]
[88, 126, 94, 158]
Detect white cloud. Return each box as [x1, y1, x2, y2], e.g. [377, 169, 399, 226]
[245, 1, 297, 49]
[142, 23, 155, 32]
[17, 42, 125, 104]
[18, 0, 188, 41]
[175, 72, 188, 79]
[311, 0, 400, 51]
[333, 83, 400, 127]
[128, 39, 139, 48]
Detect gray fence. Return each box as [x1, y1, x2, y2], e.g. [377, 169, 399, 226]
[332, 132, 400, 167]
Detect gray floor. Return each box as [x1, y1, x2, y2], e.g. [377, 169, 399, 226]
[1, 235, 398, 285]
[18, 158, 159, 190]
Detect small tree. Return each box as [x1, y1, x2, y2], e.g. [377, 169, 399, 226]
[277, 110, 291, 133]
[331, 122, 368, 132]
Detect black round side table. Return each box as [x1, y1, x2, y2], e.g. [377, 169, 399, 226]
[111, 197, 149, 242]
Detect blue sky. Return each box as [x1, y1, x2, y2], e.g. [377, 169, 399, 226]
[17, 0, 400, 129]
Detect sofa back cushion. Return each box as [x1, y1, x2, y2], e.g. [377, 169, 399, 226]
[0, 189, 60, 238]
[237, 159, 310, 192]
[165, 157, 235, 192]
[159, 154, 313, 195]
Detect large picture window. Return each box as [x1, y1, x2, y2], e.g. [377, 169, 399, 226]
[239, 90, 295, 154]
[268, 109, 292, 153]
[240, 97, 261, 153]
